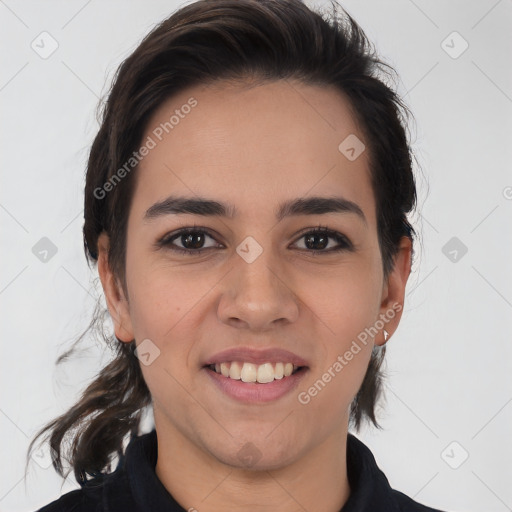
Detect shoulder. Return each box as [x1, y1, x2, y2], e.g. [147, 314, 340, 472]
[34, 430, 158, 512]
[35, 466, 133, 512]
[35, 486, 100, 512]
[391, 489, 446, 512]
[346, 433, 447, 512]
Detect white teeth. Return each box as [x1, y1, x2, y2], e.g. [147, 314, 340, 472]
[274, 362, 284, 379]
[220, 362, 230, 377]
[211, 361, 302, 383]
[229, 361, 241, 380]
[257, 363, 274, 384]
[241, 363, 257, 383]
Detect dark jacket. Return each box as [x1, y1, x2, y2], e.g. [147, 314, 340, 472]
[36, 429, 445, 511]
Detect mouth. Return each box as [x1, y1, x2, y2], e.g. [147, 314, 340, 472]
[202, 347, 309, 403]
[205, 361, 306, 384]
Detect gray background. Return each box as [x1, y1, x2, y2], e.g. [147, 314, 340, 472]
[1, 1, 511, 511]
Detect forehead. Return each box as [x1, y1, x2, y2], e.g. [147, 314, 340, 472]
[130, 79, 375, 226]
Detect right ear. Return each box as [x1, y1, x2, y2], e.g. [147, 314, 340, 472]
[97, 232, 134, 342]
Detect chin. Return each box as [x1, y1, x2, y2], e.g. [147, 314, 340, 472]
[206, 432, 303, 472]
[216, 448, 298, 472]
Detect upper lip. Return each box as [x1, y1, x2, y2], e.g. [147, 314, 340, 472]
[203, 347, 309, 367]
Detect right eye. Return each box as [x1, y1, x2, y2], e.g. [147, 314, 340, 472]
[158, 227, 223, 255]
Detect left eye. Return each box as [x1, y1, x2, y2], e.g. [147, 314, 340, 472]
[291, 228, 352, 253]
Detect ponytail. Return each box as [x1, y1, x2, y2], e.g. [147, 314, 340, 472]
[26, 301, 151, 484]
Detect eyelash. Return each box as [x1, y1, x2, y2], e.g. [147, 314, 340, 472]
[157, 224, 353, 256]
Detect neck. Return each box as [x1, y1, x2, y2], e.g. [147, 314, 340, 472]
[154, 414, 350, 512]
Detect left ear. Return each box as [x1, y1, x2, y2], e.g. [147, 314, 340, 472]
[375, 236, 413, 346]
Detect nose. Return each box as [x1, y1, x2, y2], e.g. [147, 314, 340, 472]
[217, 249, 300, 331]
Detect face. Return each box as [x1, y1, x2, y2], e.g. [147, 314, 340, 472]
[99, 79, 411, 471]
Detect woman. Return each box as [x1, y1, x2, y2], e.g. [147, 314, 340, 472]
[29, 0, 446, 510]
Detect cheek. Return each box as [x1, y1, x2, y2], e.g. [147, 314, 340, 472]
[123, 261, 209, 405]
[309, 285, 377, 392]
[124, 248, 206, 338]
[296, 256, 383, 342]
[295, 277, 378, 428]
[123, 254, 221, 374]
[295, 256, 382, 405]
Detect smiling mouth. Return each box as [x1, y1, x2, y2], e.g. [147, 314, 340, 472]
[206, 361, 305, 384]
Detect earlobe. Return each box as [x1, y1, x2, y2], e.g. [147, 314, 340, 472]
[375, 236, 413, 346]
[96, 232, 134, 342]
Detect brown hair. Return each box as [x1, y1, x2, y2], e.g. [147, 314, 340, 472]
[27, 0, 416, 485]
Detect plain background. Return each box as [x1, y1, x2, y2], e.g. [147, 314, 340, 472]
[1, 1, 511, 511]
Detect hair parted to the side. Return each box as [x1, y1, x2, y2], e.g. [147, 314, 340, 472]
[27, 0, 417, 485]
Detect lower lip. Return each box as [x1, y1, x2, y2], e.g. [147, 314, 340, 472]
[204, 367, 308, 403]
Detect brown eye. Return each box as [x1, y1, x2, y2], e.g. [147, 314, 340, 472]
[159, 228, 221, 254]
[293, 227, 352, 253]
[304, 232, 329, 250]
[179, 232, 208, 249]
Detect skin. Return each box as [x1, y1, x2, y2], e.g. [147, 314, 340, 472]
[97, 79, 412, 512]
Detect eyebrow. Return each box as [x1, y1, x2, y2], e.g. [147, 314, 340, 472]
[144, 195, 366, 224]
